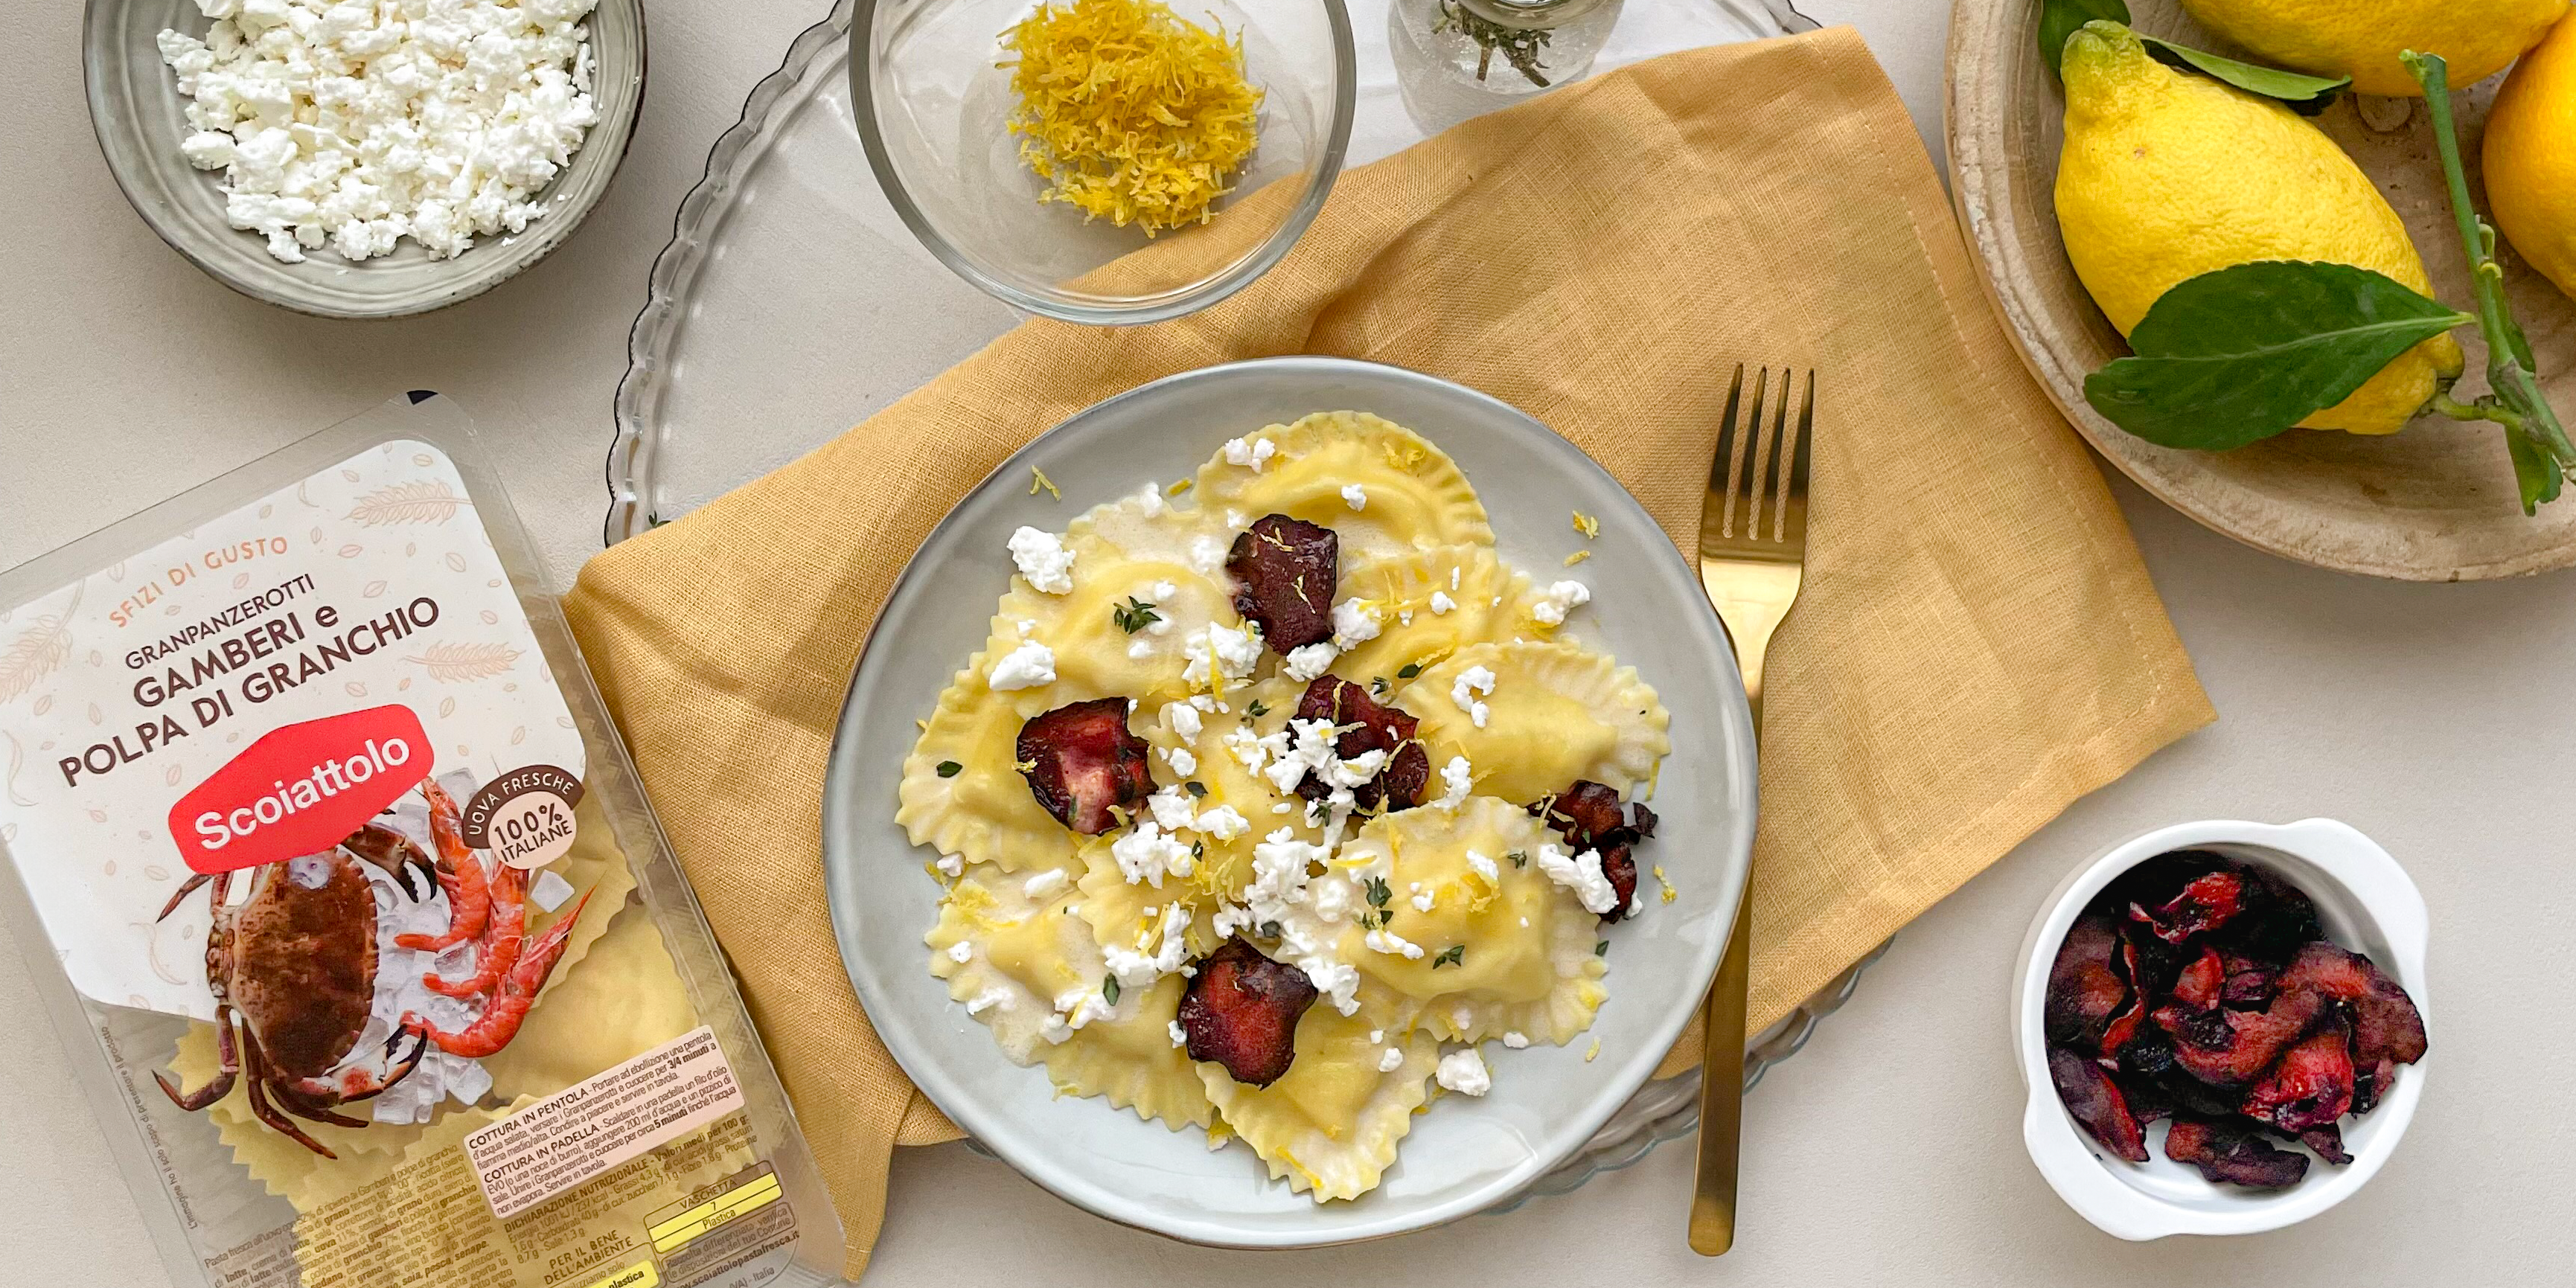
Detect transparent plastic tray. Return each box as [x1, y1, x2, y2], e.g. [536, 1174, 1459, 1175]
[600, 0, 1875, 1205]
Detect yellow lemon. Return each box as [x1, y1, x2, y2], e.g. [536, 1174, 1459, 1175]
[2176, 0, 2568, 97]
[2057, 22, 2461, 436]
[2485, 13, 2576, 299]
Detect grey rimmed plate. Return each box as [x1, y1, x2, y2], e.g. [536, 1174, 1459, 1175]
[83, 0, 645, 318]
[822, 357, 1757, 1246]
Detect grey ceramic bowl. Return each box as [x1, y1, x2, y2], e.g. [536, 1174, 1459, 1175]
[83, 0, 646, 318]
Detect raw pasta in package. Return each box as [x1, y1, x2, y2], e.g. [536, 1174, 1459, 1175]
[0, 395, 843, 1288]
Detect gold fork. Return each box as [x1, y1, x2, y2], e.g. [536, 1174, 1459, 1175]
[1687, 365, 1815, 1257]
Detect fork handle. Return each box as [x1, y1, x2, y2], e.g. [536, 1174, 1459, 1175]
[1687, 877, 1754, 1254]
[1688, 568, 1786, 1256]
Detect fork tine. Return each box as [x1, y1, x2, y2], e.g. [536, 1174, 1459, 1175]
[1710, 363, 1745, 494]
[1789, 369, 1815, 514]
[1767, 368, 1797, 542]
[1729, 367, 1770, 539]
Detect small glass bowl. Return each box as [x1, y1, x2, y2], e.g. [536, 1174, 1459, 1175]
[853, 0, 1355, 324]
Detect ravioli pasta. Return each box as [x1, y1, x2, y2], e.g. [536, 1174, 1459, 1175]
[902, 411, 1675, 1202]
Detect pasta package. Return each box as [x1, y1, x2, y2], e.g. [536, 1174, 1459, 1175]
[0, 395, 845, 1288]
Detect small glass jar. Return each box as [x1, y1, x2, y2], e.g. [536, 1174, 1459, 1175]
[1400, 0, 1626, 95]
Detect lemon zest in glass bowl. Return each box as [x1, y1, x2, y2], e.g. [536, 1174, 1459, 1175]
[1001, 0, 1263, 235]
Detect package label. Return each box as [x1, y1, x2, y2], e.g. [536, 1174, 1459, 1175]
[464, 1027, 747, 1220]
[0, 440, 585, 1016]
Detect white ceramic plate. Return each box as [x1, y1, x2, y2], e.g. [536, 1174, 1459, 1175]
[821, 357, 1757, 1246]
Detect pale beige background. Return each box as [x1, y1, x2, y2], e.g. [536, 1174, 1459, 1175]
[1, 1, 2563, 1284]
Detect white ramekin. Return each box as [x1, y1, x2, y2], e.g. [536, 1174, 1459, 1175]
[2011, 818, 2432, 1239]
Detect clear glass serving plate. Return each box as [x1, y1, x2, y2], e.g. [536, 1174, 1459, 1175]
[601, 0, 1873, 1205]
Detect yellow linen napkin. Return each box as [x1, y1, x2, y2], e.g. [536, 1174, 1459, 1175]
[563, 27, 2210, 1278]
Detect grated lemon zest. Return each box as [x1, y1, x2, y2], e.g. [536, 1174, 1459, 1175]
[1571, 510, 1599, 539]
[1563, 550, 1591, 567]
[1166, 477, 1194, 496]
[1655, 865, 1676, 904]
[1585, 1039, 1601, 1063]
[1000, 0, 1262, 235]
[1029, 467, 1061, 499]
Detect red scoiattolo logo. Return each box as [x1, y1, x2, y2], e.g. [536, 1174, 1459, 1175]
[168, 705, 431, 875]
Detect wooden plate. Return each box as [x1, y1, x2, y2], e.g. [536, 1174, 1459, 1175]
[1946, 0, 2576, 580]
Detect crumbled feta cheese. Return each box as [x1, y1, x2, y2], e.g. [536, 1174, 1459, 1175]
[965, 987, 1012, 1016]
[1169, 1020, 1189, 1048]
[1130, 482, 1169, 516]
[1181, 621, 1262, 688]
[1428, 590, 1456, 615]
[935, 853, 965, 878]
[1532, 580, 1592, 626]
[1160, 701, 1203, 740]
[1195, 804, 1250, 840]
[1341, 484, 1368, 510]
[1434, 756, 1474, 811]
[1502, 1031, 1530, 1049]
[1536, 844, 1620, 915]
[1186, 534, 1227, 574]
[1369, 1030, 1384, 1043]
[1007, 526, 1076, 594]
[947, 941, 975, 964]
[1451, 664, 1495, 728]
[1040, 1013, 1074, 1044]
[1128, 638, 1154, 659]
[988, 640, 1056, 690]
[1378, 1046, 1406, 1072]
[1227, 723, 1291, 778]
[1283, 641, 1340, 682]
[1410, 890, 1435, 912]
[1331, 598, 1382, 650]
[1365, 926, 1427, 960]
[1466, 848, 1498, 884]
[1222, 436, 1277, 472]
[1147, 785, 1199, 833]
[1162, 745, 1198, 777]
[1111, 821, 1195, 886]
[1152, 580, 1178, 600]
[1022, 868, 1070, 900]
[1436, 1048, 1492, 1097]
[1102, 904, 1194, 988]
[1449, 567, 1462, 592]
[156, 0, 603, 263]
[1016, 619, 1037, 637]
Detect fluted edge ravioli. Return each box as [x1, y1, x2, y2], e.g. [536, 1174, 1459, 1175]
[1193, 412, 1493, 563]
[1397, 641, 1672, 804]
[1198, 1008, 1441, 1202]
[898, 658, 1084, 874]
[1334, 798, 1608, 1045]
[1329, 544, 1539, 682]
[1040, 974, 1217, 1130]
[927, 860, 1108, 1062]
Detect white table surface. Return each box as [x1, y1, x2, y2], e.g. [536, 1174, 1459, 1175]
[2, 1, 2565, 1284]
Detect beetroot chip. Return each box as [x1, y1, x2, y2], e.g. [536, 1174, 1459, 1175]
[1537, 781, 1629, 848]
[2170, 946, 2224, 1011]
[2164, 1115, 2310, 1188]
[2278, 941, 2428, 1068]
[1293, 676, 1431, 809]
[2155, 986, 2327, 1089]
[1017, 698, 1155, 835]
[2045, 914, 2129, 1051]
[1227, 515, 1338, 652]
[2298, 1124, 2351, 1165]
[1178, 938, 1318, 1087]
[2241, 1024, 2356, 1134]
[2131, 871, 2246, 943]
[1597, 843, 1640, 923]
[2049, 1048, 2148, 1162]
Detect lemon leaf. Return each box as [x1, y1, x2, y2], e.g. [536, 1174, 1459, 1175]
[2083, 261, 2472, 452]
[2139, 36, 2348, 114]
[2506, 426, 2564, 515]
[2038, 0, 2129, 79]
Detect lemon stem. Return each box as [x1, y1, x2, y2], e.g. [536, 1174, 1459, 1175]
[2404, 50, 2576, 473]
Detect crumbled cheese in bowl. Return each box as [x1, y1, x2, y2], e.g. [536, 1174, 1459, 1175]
[157, 0, 604, 264]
